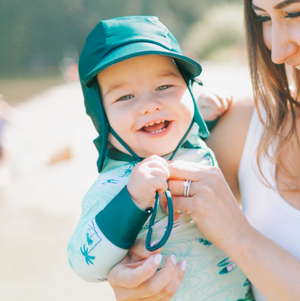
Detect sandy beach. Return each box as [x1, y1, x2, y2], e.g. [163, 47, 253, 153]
[0, 82, 116, 300]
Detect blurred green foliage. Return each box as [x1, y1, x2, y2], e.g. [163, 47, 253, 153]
[183, 3, 245, 62]
[0, 0, 242, 77]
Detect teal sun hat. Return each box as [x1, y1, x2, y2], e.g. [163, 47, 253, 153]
[79, 15, 209, 251]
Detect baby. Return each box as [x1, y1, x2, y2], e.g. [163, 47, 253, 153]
[67, 16, 251, 301]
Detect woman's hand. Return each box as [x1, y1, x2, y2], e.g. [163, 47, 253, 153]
[164, 161, 300, 301]
[108, 239, 186, 301]
[162, 161, 250, 253]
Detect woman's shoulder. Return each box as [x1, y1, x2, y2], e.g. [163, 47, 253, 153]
[206, 95, 254, 200]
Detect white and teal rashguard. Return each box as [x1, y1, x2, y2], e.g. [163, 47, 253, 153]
[67, 133, 252, 301]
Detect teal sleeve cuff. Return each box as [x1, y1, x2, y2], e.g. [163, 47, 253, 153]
[95, 186, 153, 249]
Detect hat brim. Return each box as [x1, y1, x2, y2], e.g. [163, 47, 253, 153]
[83, 42, 202, 87]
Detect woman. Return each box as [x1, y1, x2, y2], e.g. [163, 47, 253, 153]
[108, 0, 300, 300]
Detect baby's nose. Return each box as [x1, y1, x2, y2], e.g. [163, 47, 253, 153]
[138, 96, 163, 115]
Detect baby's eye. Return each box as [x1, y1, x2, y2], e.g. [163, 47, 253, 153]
[118, 94, 133, 101]
[157, 85, 171, 91]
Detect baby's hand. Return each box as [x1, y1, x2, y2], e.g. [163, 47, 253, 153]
[127, 155, 170, 210]
[197, 90, 232, 121]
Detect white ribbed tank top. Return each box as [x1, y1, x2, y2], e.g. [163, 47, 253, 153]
[238, 108, 300, 301]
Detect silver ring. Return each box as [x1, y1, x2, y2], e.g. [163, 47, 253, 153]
[183, 179, 191, 197]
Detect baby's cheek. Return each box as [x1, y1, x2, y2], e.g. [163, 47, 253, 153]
[107, 133, 123, 151]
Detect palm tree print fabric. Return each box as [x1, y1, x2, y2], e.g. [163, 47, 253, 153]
[67, 132, 253, 300]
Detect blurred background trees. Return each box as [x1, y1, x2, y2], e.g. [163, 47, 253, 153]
[0, 0, 245, 76]
[0, 0, 246, 103]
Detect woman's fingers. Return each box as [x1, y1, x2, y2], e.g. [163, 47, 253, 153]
[168, 180, 197, 197]
[109, 240, 163, 289]
[109, 253, 163, 289]
[168, 160, 214, 181]
[111, 255, 186, 301]
[160, 180, 196, 214]
[160, 161, 220, 218]
[139, 256, 186, 301]
[159, 192, 180, 221]
[154, 260, 186, 301]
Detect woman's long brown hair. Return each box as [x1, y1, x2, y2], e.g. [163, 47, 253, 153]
[244, 0, 300, 187]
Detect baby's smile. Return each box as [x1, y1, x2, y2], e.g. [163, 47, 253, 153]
[141, 120, 171, 134]
[98, 55, 194, 157]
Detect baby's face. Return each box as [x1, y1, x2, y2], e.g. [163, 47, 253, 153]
[97, 55, 194, 157]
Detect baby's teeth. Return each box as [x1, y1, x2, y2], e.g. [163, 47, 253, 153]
[145, 120, 166, 128]
[151, 127, 166, 134]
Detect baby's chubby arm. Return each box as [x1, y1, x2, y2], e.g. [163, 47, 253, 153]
[67, 156, 169, 282]
[127, 155, 170, 210]
[67, 160, 159, 282]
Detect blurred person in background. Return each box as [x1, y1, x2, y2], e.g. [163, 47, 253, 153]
[0, 94, 22, 186]
[107, 1, 300, 300]
[0, 95, 7, 157]
[0, 95, 11, 185]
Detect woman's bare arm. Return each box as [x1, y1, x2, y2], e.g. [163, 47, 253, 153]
[225, 219, 300, 301]
[165, 95, 300, 300]
[205, 95, 254, 201]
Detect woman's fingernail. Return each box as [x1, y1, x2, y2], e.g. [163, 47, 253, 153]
[180, 260, 187, 271]
[150, 240, 159, 247]
[153, 254, 162, 265]
[170, 254, 176, 265]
